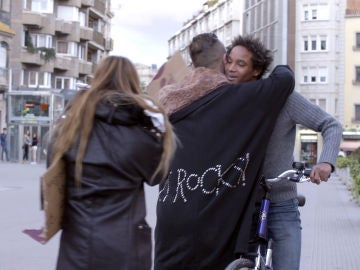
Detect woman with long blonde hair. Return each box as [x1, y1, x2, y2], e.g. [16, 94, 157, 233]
[51, 56, 176, 270]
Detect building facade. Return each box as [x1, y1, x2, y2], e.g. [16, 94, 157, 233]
[342, 0, 360, 152]
[168, 0, 350, 164]
[0, 0, 14, 131]
[135, 63, 158, 92]
[5, 0, 113, 162]
[243, 0, 296, 70]
[168, 0, 243, 65]
[294, 0, 345, 163]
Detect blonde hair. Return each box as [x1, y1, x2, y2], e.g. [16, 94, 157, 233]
[50, 55, 176, 186]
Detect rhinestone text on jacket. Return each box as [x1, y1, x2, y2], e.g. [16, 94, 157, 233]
[158, 153, 250, 203]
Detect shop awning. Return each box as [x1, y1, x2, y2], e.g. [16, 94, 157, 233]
[340, 140, 360, 152]
[0, 22, 15, 35]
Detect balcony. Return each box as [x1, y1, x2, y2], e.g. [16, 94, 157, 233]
[22, 12, 55, 33]
[21, 49, 44, 66]
[81, 0, 94, 7]
[55, 19, 73, 35]
[105, 38, 113, 51]
[54, 56, 76, 71]
[93, 0, 106, 15]
[80, 26, 93, 41]
[22, 12, 43, 29]
[92, 30, 104, 47]
[78, 60, 93, 75]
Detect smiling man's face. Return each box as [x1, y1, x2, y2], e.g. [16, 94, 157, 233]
[224, 45, 260, 83]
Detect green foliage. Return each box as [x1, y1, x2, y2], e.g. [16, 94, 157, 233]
[207, 0, 218, 7]
[37, 47, 56, 61]
[25, 34, 56, 62]
[338, 154, 360, 197]
[336, 156, 349, 168]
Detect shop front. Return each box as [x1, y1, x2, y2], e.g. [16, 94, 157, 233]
[6, 91, 64, 163]
[294, 127, 323, 168]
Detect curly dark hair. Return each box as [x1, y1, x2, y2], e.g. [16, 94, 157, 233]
[226, 35, 273, 79]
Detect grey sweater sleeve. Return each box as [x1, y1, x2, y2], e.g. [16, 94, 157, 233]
[287, 92, 342, 168]
[263, 92, 343, 202]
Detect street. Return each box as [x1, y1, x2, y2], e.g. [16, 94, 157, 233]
[0, 162, 360, 269]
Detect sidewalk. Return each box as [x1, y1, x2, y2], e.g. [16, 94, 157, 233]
[299, 174, 360, 269]
[1, 162, 360, 269]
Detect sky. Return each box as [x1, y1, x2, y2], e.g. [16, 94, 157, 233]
[110, 0, 205, 67]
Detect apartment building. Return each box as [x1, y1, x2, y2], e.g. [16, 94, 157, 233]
[294, 0, 345, 162]
[135, 63, 158, 92]
[0, 0, 14, 131]
[168, 0, 243, 65]
[243, 0, 296, 70]
[342, 0, 360, 152]
[5, 0, 113, 162]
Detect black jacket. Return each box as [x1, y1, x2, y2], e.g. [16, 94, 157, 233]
[56, 103, 164, 270]
[155, 66, 295, 270]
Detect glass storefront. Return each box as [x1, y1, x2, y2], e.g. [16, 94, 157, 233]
[6, 91, 64, 162]
[300, 134, 318, 168]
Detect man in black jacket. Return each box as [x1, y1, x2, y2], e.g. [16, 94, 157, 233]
[154, 33, 295, 270]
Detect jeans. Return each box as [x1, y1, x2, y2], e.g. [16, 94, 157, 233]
[1, 146, 9, 161]
[267, 199, 301, 270]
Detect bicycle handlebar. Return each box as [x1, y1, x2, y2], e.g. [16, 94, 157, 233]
[265, 167, 312, 184]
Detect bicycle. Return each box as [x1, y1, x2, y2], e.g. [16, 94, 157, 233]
[225, 161, 312, 270]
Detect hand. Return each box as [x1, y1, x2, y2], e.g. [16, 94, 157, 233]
[310, 163, 332, 185]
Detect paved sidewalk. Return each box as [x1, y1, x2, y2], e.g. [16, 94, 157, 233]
[1, 162, 360, 269]
[299, 174, 360, 269]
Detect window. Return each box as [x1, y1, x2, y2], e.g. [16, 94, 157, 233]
[31, 0, 54, 13]
[25, 33, 52, 48]
[303, 4, 329, 21]
[355, 105, 360, 122]
[318, 99, 326, 111]
[0, 0, 10, 12]
[304, 10, 308, 21]
[356, 66, 360, 82]
[79, 11, 86, 27]
[9, 94, 50, 118]
[302, 67, 327, 84]
[311, 37, 317, 50]
[78, 44, 86, 60]
[303, 35, 328, 52]
[0, 42, 7, 71]
[304, 40, 308, 51]
[311, 9, 317, 20]
[55, 76, 74, 89]
[57, 6, 79, 22]
[320, 36, 327, 50]
[318, 67, 327, 83]
[310, 67, 316, 82]
[22, 70, 51, 88]
[56, 41, 77, 56]
[356, 33, 360, 49]
[302, 67, 308, 83]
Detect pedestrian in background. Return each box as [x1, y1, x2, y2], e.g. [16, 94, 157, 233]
[31, 132, 38, 164]
[48, 55, 176, 270]
[22, 130, 31, 163]
[0, 127, 9, 161]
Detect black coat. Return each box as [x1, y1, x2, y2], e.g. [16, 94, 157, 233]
[56, 103, 164, 270]
[155, 66, 295, 270]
